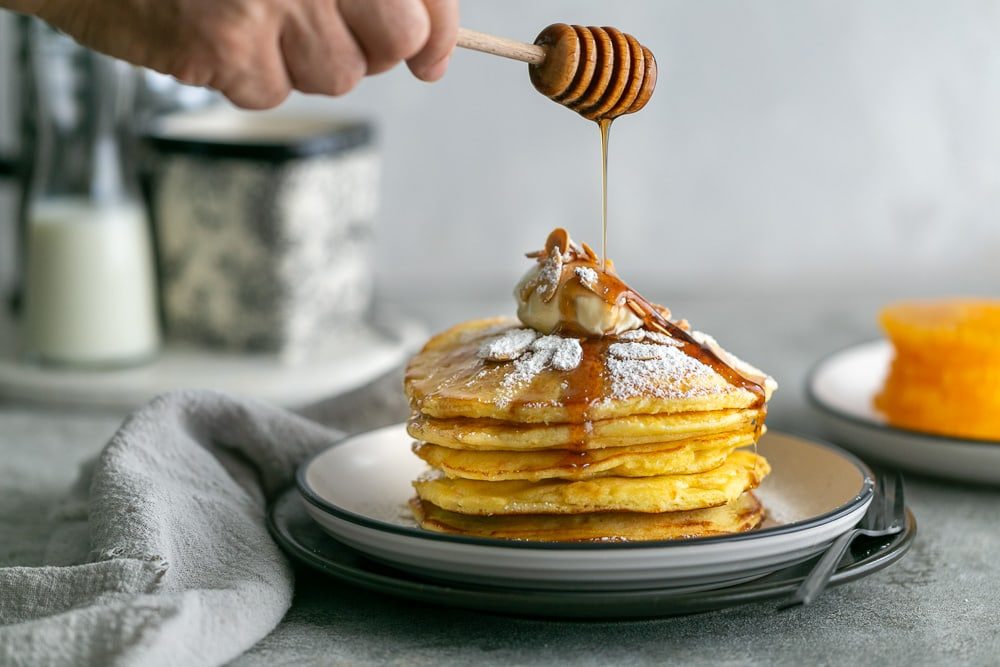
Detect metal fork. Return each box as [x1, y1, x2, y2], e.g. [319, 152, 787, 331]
[779, 471, 906, 609]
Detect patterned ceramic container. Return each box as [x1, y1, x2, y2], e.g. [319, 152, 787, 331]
[142, 112, 378, 361]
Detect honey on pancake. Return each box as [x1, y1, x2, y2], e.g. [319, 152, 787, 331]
[406, 318, 771, 424]
[518, 230, 770, 481]
[560, 337, 605, 449]
[525, 229, 767, 436]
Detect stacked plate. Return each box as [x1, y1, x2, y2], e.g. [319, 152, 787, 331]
[808, 341, 1000, 486]
[286, 424, 909, 610]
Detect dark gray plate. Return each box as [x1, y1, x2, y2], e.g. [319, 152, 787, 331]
[268, 488, 916, 619]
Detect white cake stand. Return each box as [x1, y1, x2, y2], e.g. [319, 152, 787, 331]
[0, 315, 425, 410]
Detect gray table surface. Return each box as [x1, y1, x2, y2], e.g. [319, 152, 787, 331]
[2, 294, 998, 666]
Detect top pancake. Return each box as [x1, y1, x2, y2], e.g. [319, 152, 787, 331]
[405, 318, 774, 423]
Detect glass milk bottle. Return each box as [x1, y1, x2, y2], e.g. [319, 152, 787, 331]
[21, 24, 160, 366]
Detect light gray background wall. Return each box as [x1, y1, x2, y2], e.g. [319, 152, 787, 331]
[3, 2, 1000, 304]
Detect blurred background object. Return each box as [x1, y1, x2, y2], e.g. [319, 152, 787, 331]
[142, 110, 377, 361]
[16, 21, 160, 366]
[0, 14, 406, 408]
[0, 17, 220, 330]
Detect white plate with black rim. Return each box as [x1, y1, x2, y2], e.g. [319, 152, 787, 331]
[807, 340, 1000, 486]
[296, 424, 874, 592]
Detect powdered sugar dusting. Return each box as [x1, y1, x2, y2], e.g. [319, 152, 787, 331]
[606, 344, 720, 400]
[490, 332, 584, 407]
[691, 330, 718, 349]
[495, 350, 547, 409]
[609, 342, 670, 360]
[550, 338, 583, 371]
[575, 266, 598, 290]
[478, 328, 538, 361]
[531, 335, 562, 351]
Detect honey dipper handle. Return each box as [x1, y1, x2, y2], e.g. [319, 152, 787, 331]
[456, 27, 546, 65]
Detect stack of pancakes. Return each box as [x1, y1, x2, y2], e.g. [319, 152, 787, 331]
[405, 317, 777, 542]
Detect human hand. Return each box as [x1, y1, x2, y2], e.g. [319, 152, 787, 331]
[10, 0, 458, 109]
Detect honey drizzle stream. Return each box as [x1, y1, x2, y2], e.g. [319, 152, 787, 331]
[599, 118, 613, 268]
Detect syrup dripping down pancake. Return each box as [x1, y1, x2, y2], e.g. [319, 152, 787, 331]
[405, 318, 774, 423]
[410, 492, 764, 542]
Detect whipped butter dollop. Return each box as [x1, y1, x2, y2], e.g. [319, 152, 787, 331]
[515, 228, 642, 337]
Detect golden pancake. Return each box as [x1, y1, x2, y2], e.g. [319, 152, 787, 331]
[410, 492, 764, 542]
[413, 450, 769, 515]
[407, 409, 764, 451]
[404, 318, 774, 424]
[412, 430, 757, 481]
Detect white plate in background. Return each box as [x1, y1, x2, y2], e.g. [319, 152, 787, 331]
[0, 315, 424, 410]
[297, 424, 873, 592]
[807, 340, 1000, 485]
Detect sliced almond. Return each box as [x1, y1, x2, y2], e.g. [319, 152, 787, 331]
[617, 329, 646, 342]
[545, 228, 570, 255]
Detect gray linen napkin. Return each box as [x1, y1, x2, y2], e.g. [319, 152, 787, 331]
[0, 390, 342, 667]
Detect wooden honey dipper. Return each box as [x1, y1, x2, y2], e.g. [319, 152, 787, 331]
[457, 24, 657, 121]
